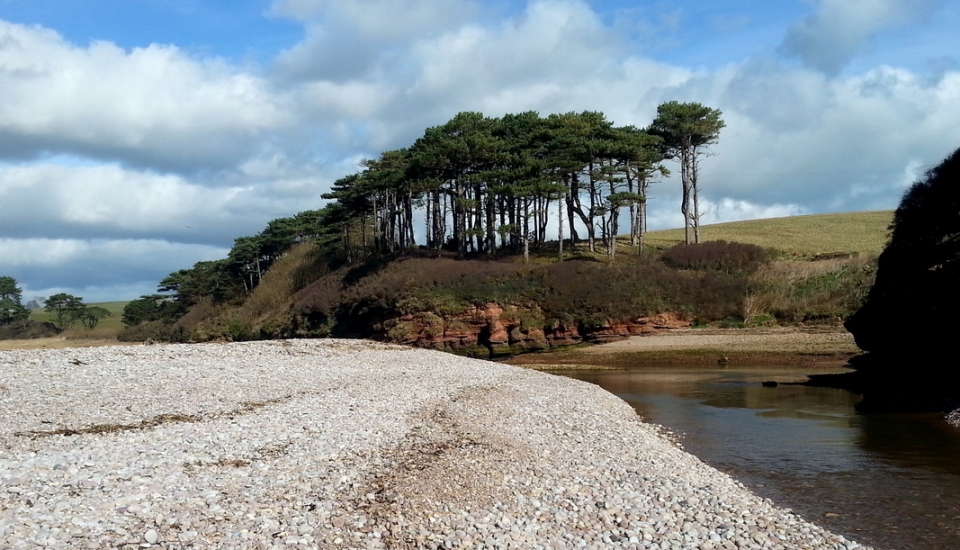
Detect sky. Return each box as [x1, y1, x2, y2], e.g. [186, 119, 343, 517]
[2, 0, 960, 302]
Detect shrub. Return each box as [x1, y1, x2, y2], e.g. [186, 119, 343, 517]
[0, 319, 59, 340]
[661, 240, 771, 275]
[117, 321, 189, 342]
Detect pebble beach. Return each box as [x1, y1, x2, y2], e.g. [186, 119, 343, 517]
[0, 340, 867, 549]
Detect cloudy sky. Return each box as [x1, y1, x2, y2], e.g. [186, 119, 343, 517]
[2, 0, 959, 302]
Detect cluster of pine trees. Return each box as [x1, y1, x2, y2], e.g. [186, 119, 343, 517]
[318, 102, 723, 261]
[324, 110, 665, 262]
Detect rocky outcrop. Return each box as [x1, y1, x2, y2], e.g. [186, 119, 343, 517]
[841, 146, 960, 412]
[379, 304, 688, 358]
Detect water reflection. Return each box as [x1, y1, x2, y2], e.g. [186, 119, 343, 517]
[560, 366, 960, 550]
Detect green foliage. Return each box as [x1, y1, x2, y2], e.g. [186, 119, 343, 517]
[0, 276, 29, 325]
[170, 217, 886, 344]
[0, 276, 23, 303]
[649, 101, 725, 154]
[122, 295, 182, 326]
[280, 250, 756, 340]
[225, 318, 254, 342]
[0, 297, 29, 325]
[44, 293, 85, 329]
[77, 306, 111, 330]
[649, 101, 725, 244]
[0, 319, 59, 340]
[159, 259, 238, 307]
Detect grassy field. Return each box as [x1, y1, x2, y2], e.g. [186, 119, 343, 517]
[29, 301, 128, 332]
[641, 211, 893, 257]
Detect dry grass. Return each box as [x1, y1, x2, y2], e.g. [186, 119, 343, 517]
[743, 256, 876, 324]
[0, 336, 137, 351]
[236, 243, 330, 324]
[62, 327, 121, 340]
[642, 211, 893, 257]
[189, 243, 331, 340]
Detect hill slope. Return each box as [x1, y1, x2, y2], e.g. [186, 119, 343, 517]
[643, 211, 892, 257]
[154, 211, 890, 356]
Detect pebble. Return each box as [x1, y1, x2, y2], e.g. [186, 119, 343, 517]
[0, 340, 870, 549]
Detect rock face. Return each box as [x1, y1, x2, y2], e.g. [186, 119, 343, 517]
[843, 146, 960, 410]
[380, 304, 688, 357]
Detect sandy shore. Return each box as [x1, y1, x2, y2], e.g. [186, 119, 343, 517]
[0, 340, 865, 549]
[509, 326, 860, 370]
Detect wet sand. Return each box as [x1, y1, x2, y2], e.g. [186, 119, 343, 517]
[508, 326, 861, 369]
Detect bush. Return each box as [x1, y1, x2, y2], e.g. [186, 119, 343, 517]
[117, 321, 189, 343]
[661, 240, 771, 275]
[0, 319, 60, 340]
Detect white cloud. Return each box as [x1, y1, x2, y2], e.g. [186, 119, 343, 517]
[699, 198, 809, 224]
[409, 0, 616, 100]
[700, 61, 960, 212]
[0, 21, 289, 171]
[0, 164, 248, 240]
[0, 237, 228, 301]
[271, 0, 480, 81]
[1, 0, 959, 300]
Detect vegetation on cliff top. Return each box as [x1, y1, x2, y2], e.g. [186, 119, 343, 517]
[106, 107, 886, 349]
[116, 223, 880, 349]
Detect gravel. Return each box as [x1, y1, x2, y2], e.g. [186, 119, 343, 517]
[0, 339, 868, 549]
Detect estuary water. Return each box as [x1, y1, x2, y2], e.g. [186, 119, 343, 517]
[559, 366, 960, 550]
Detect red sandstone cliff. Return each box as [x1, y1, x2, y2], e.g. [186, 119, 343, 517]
[378, 304, 688, 357]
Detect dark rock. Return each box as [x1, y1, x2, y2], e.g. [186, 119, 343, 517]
[845, 146, 960, 367]
[840, 146, 960, 413]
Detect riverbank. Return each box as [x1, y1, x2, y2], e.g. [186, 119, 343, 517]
[0, 340, 864, 549]
[507, 326, 860, 370]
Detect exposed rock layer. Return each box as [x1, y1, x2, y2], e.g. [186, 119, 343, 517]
[380, 304, 689, 357]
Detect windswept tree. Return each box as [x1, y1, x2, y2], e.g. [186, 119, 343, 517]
[44, 293, 85, 329]
[78, 306, 111, 329]
[0, 276, 29, 324]
[159, 260, 236, 309]
[410, 112, 499, 258]
[649, 101, 724, 244]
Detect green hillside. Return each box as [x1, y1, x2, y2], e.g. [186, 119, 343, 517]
[642, 211, 893, 257]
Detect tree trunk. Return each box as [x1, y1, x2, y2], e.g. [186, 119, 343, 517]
[557, 195, 564, 262]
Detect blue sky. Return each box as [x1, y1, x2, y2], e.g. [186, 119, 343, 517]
[2, 0, 960, 301]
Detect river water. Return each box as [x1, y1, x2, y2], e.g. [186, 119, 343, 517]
[559, 365, 960, 550]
